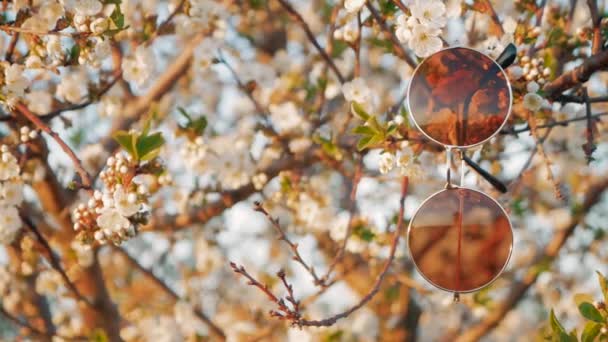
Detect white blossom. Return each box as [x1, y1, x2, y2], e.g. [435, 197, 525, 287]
[344, 0, 365, 14]
[0, 206, 21, 244]
[379, 152, 395, 174]
[409, 24, 443, 58]
[56, 72, 88, 103]
[0, 152, 20, 181]
[523, 92, 543, 111]
[122, 46, 155, 86]
[26, 90, 53, 115]
[269, 101, 307, 134]
[410, 0, 447, 29]
[0, 181, 24, 207]
[342, 77, 373, 105]
[96, 208, 131, 233]
[113, 188, 140, 217]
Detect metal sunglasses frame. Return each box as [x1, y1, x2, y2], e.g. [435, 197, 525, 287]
[405, 44, 517, 295]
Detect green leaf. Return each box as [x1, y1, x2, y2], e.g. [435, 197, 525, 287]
[135, 132, 165, 161]
[581, 322, 601, 342]
[352, 125, 375, 136]
[113, 131, 137, 159]
[102, 0, 121, 4]
[351, 102, 370, 121]
[597, 271, 608, 304]
[356, 136, 372, 151]
[177, 107, 207, 136]
[353, 225, 375, 242]
[579, 302, 604, 323]
[550, 309, 566, 335]
[110, 4, 125, 29]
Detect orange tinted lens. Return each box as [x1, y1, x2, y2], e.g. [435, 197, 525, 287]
[408, 47, 511, 147]
[408, 188, 512, 292]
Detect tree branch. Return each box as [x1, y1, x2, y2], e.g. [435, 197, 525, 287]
[455, 178, 608, 342]
[365, 2, 418, 68]
[232, 176, 409, 327]
[15, 103, 94, 192]
[543, 50, 608, 99]
[114, 247, 227, 341]
[276, 0, 345, 84]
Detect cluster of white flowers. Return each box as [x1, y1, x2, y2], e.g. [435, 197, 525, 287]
[0, 145, 24, 245]
[342, 77, 376, 113]
[1, 63, 30, 109]
[180, 137, 208, 173]
[18, 126, 39, 143]
[378, 143, 423, 178]
[395, 0, 446, 58]
[122, 46, 156, 87]
[73, 153, 150, 245]
[511, 55, 551, 84]
[269, 101, 309, 134]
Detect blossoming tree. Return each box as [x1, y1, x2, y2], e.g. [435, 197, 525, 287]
[0, 0, 607, 340]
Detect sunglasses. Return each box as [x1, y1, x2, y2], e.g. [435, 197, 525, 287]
[406, 45, 517, 298]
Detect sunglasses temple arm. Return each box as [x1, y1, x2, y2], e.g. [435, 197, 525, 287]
[495, 43, 517, 69]
[462, 155, 508, 193]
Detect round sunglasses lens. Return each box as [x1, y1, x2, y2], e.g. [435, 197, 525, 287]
[408, 188, 512, 292]
[408, 48, 511, 147]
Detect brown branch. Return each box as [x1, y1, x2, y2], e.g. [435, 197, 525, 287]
[230, 263, 303, 324]
[581, 87, 597, 162]
[114, 247, 227, 341]
[15, 103, 93, 192]
[587, 0, 602, 54]
[4, 31, 19, 63]
[0, 306, 86, 341]
[482, 0, 505, 35]
[501, 111, 608, 134]
[233, 177, 409, 327]
[543, 49, 608, 98]
[320, 161, 362, 283]
[20, 214, 95, 309]
[455, 178, 608, 342]
[365, 2, 418, 68]
[276, 0, 345, 84]
[253, 202, 325, 286]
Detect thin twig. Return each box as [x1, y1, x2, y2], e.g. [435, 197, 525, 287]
[15, 103, 94, 192]
[365, 2, 418, 68]
[253, 202, 325, 286]
[0, 306, 86, 341]
[543, 49, 608, 98]
[482, 0, 504, 35]
[586, 0, 602, 54]
[276, 0, 345, 84]
[21, 214, 96, 309]
[500, 111, 608, 135]
[581, 87, 597, 162]
[320, 161, 362, 283]
[235, 177, 409, 327]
